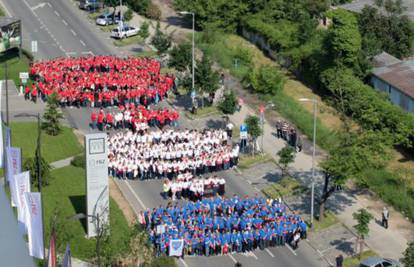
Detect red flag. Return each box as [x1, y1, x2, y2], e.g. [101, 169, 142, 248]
[47, 230, 56, 267]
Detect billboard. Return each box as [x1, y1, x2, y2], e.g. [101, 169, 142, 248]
[0, 19, 21, 53]
[85, 133, 109, 237]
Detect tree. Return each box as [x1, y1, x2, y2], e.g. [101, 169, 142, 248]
[402, 241, 414, 267]
[248, 65, 285, 95]
[151, 22, 172, 55]
[48, 208, 73, 256]
[145, 2, 161, 21]
[42, 92, 63, 136]
[23, 156, 53, 187]
[353, 208, 373, 259]
[123, 8, 133, 22]
[168, 42, 192, 72]
[244, 115, 262, 155]
[194, 54, 220, 104]
[218, 90, 237, 114]
[123, 225, 153, 266]
[126, 0, 149, 15]
[277, 145, 296, 178]
[138, 21, 150, 41]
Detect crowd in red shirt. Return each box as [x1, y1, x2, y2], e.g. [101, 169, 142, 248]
[29, 56, 175, 108]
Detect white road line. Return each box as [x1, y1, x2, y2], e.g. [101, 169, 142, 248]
[62, 19, 68, 26]
[47, 2, 52, 7]
[124, 180, 147, 210]
[249, 251, 258, 260]
[285, 244, 297, 256]
[1, 1, 11, 16]
[265, 248, 275, 258]
[70, 29, 77, 36]
[179, 258, 189, 267]
[253, 186, 261, 192]
[54, 10, 60, 17]
[80, 40, 86, 46]
[228, 254, 237, 263]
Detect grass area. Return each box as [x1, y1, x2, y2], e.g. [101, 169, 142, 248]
[99, 24, 117, 32]
[135, 50, 158, 58]
[310, 211, 339, 232]
[343, 250, 378, 267]
[238, 153, 274, 169]
[0, 48, 32, 87]
[113, 35, 144, 47]
[262, 177, 304, 199]
[185, 105, 222, 119]
[43, 166, 132, 260]
[10, 122, 82, 163]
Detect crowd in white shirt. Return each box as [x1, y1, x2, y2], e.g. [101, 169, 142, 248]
[162, 173, 225, 201]
[108, 128, 240, 180]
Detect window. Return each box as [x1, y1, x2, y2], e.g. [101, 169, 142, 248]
[374, 264, 382, 267]
[382, 262, 392, 267]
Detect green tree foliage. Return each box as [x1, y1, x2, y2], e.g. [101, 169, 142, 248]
[23, 156, 53, 187]
[151, 22, 172, 55]
[218, 90, 238, 114]
[248, 65, 285, 95]
[123, 8, 133, 22]
[359, 0, 414, 59]
[138, 21, 150, 40]
[49, 208, 73, 254]
[145, 2, 161, 21]
[168, 42, 192, 72]
[277, 145, 296, 177]
[122, 224, 153, 266]
[402, 241, 414, 267]
[42, 92, 63, 136]
[327, 9, 362, 69]
[244, 115, 262, 154]
[353, 208, 373, 259]
[126, 0, 149, 15]
[195, 54, 220, 95]
[151, 256, 177, 267]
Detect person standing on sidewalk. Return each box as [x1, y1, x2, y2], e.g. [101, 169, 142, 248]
[335, 254, 343, 267]
[382, 207, 389, 229]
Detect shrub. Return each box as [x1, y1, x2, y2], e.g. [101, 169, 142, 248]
[123, 8, 133, 22]
[23, 157, 53, 188]
[145, 2, 161, 21]
[42, 92, 64, 136]
[138, 21, 150, 40]
[219, 90, 238, 114]
[70, 154, 85, 169]
[151, 256, 177, 267]
[126, 0, 149, 15]
[249, 65, 285, 95]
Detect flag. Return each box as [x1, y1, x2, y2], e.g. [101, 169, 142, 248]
[14, 171, 31, 233]
[7, 147, 22, 207]
[25, 192, 44, 259]
[62, 243, 71, 267]
[47, 230, 56, 267]
[169, 239, 184, 257]
[0, 82, 3, 168]
[5, 126, 11, 148]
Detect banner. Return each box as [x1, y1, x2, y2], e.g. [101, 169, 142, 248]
[0, 82, 3, 168]
[7, 147, 22, 207]
[14, 171, 31, 233]
[25, 192, 44, 259]
[169, 239, 184, 257]
[47, 231, 56, 267]
[62, 243, 72, 267]
[5, 126, 11, 148]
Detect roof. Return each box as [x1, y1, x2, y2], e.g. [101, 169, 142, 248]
[0, 17, 20, 27]
[340, 0, 414, 21]
[372, 59, 414, 98]
[372, 51, 401, 68]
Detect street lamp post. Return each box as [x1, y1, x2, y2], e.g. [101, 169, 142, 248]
[178, 11, 195, 104]
[298, 97, 317, 227]
[4, 62, 10, 125]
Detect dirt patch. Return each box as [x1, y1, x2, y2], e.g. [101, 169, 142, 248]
[73, 129, 85, 147]
[109, 178, 136, 225]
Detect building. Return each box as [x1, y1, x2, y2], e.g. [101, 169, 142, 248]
[371, 52, 414, 113]
[340, 0, 414, 21]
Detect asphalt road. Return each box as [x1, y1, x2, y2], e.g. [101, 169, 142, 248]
[1, 1, 328, 266]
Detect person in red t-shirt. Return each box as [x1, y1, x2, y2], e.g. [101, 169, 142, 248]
[97, 109, 105, 131]
[24, 86, 30, 100]
[90, 110, 97, 130]
[106, 112, 114, 130]
[31, 87, 38, 103]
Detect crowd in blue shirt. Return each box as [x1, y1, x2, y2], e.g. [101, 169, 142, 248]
[144, 195, 307, 257]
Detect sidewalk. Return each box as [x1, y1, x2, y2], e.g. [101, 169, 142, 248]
[228, 102, 412, 260]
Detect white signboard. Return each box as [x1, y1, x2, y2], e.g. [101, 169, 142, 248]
[19, 72, 29, 79]
[31, 40, 38, 53]
[85, 133, 109, 237]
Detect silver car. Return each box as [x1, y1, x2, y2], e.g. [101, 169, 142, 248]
[96, 13, 120, 26]
[359, 256, 400, 267]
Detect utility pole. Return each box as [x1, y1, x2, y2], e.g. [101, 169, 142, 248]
[5, 62, 9, 126]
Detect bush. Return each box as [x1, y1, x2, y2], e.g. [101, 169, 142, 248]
[219, 90, 238, 114]
[23, 156, 53, 188]
[145, 2, 161, 21]
[126, 0, 149, 15]
[70, 154, 85, 169]
[151, 256, 177, 267]
[248, 65, 285, 95]
[123, 8, 133, 22]
[138, 21, 150, 40]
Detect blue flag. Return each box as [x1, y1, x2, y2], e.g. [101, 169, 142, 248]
[62, 243, 71, 267]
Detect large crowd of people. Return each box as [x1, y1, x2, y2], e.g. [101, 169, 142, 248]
[141, 196, 307, 257]
[28, 56, 175, 108]
[108, 128, 239, 180]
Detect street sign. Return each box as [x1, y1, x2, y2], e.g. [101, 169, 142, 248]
[240, 124, 248, 139]
[31, 40, 38, 53]
[21, 78, 27, 84]
[191, 90, 196, 98]
[19, 72, 29, 79]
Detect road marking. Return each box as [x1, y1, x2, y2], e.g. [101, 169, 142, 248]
[65, 52, 76, 57]
[248, 251, 258, 260]
[228, 254, 237, 263]
[179, 258, 189, 267]
[80, 40, 86, 46]
[54, 10, 60, 17]
[31, 2, 47, 10]
[81, 51, 94, 56]
[124, 180, 147, 210]
[253, 186, 260, 192]
[70, 29, 77, 36]
[285, 244, 297, 256]
[62, 19, 68, 26]
[265, 248, 275, 258]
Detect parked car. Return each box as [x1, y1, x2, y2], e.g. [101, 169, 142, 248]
[359, 257, 400, 267]
[96, 12, 120, 26]
[110, 25, 139, 39]
[79, 0, 103, 11]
